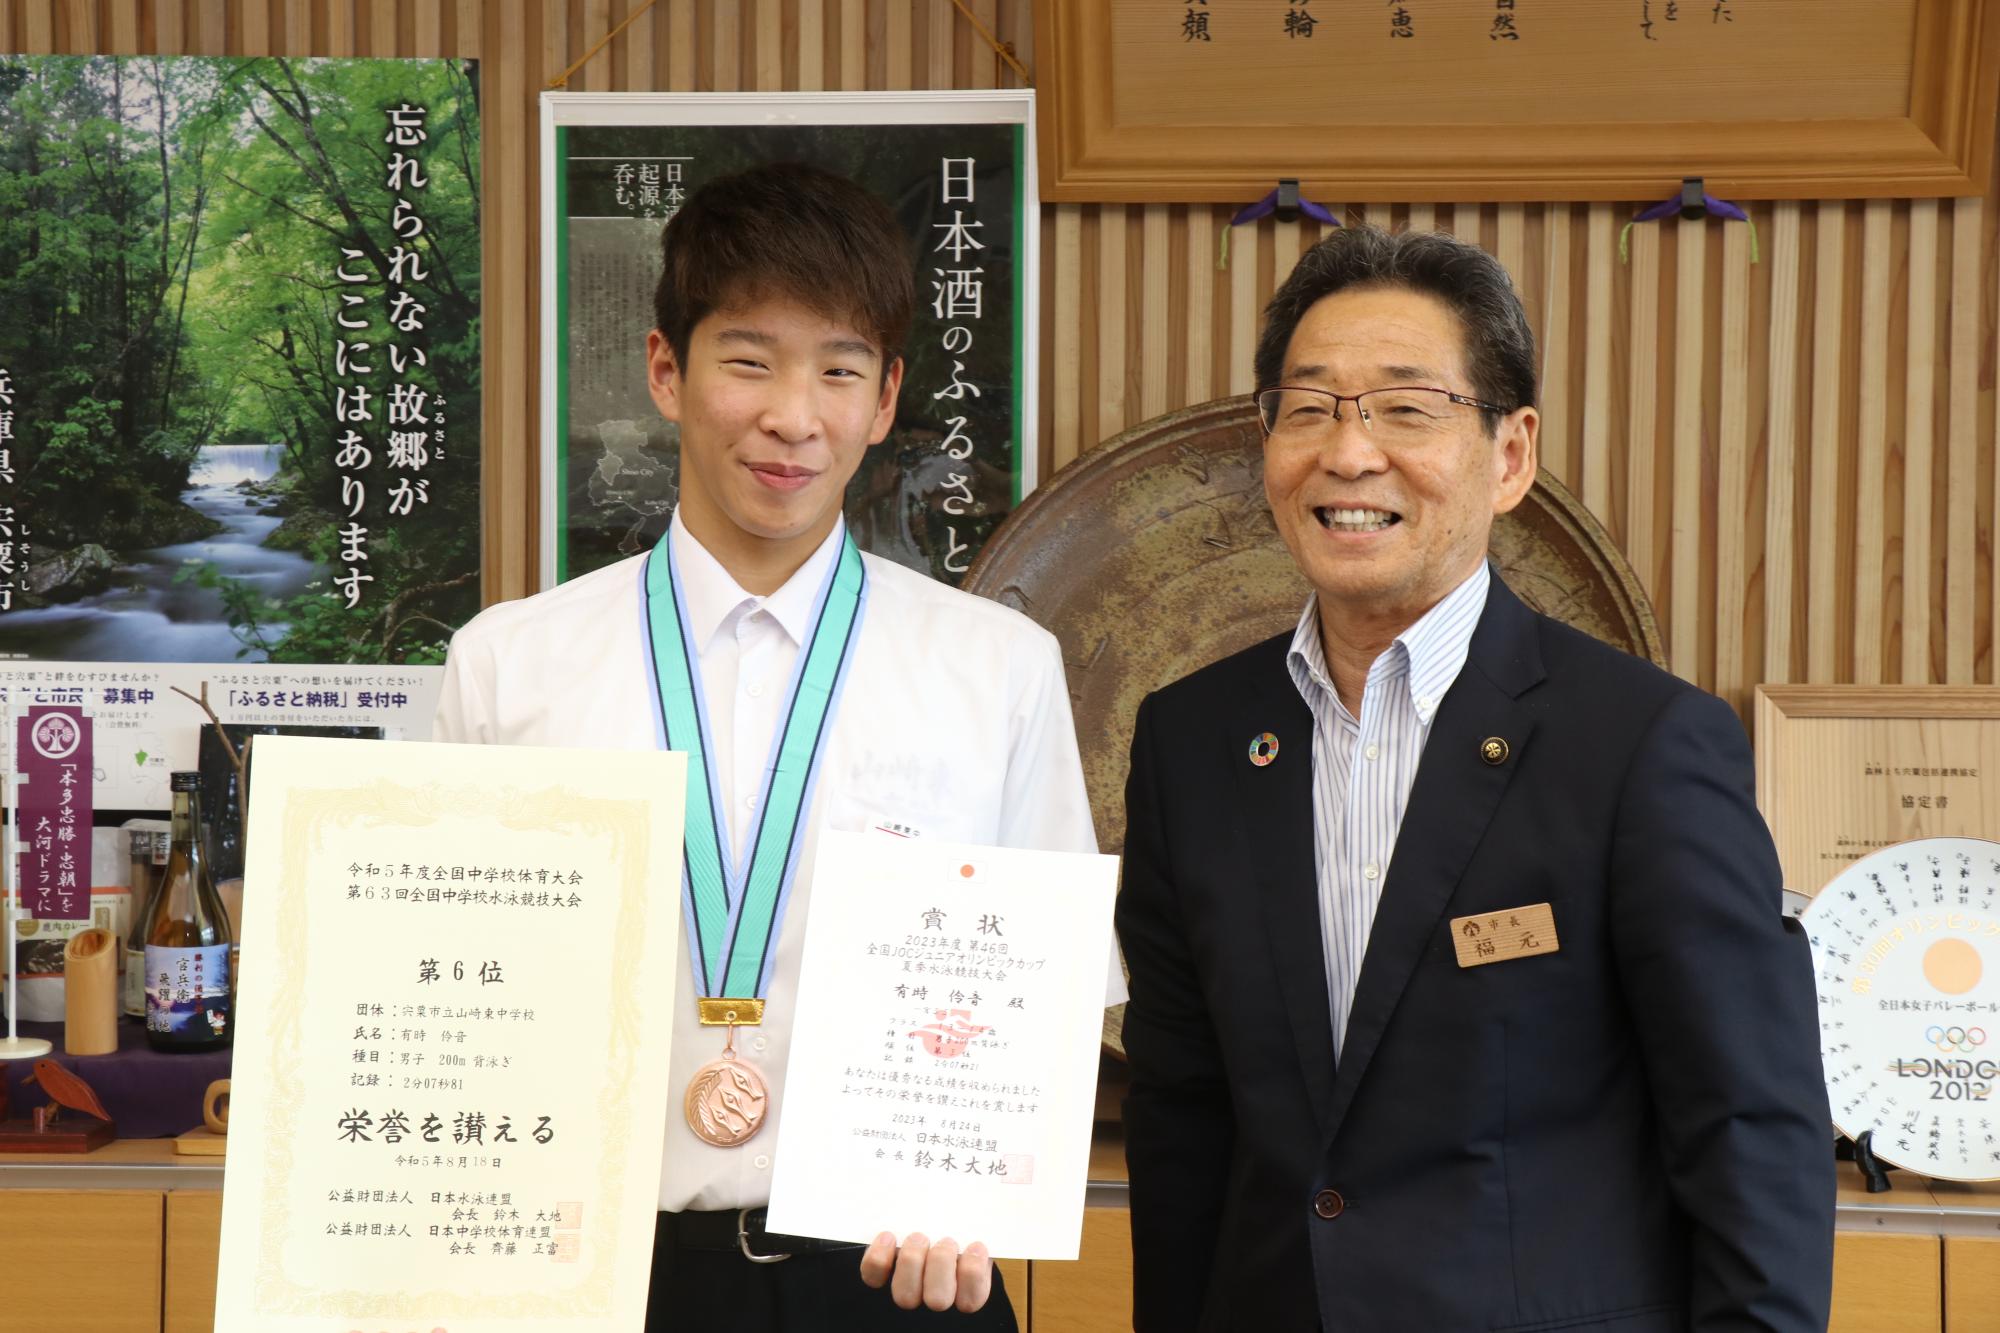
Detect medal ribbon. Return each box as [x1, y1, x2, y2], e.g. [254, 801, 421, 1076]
[641, 526, 867, 1000]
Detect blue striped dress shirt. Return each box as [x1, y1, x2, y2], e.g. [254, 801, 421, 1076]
[1285, 560, 1491, 1057]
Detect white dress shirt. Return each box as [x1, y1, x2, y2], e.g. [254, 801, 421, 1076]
[1285, 560, 1489, 1056]
[434, 512, 1112, 1212]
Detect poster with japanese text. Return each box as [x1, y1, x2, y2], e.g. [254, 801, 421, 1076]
[540, 91, 1035, 588]
[215, 735, 685, 1333]
[0, 661, 438, 811]
[767, 830, 1117, 1259]
[0, 56, 480, 666]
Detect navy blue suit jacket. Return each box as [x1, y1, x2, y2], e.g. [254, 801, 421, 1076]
[1116, 573, 1834, 1332]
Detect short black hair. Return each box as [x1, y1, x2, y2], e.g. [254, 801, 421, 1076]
[653, 162, 915, 371]
[1254, 225, 1537, 434]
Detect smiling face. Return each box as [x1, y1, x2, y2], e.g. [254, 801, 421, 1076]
[647, 295, 903, 579]
[1262, 283, 1537, 634]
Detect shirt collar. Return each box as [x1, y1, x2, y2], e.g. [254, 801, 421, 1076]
[1399, 560, 1489, 724]
[1285, 560, 1491, 726]
[667, 508, 847, 652]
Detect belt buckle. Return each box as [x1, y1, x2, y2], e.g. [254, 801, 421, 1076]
[737, 1206, 792, 1264]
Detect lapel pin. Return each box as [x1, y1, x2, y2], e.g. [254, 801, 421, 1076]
[1480, 736, 1510, 766]
[1247, 732, 1281, 767]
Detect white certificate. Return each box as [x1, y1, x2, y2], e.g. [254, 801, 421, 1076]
[215, 736, 685, 1333]
[766, 830, 1118, 1259]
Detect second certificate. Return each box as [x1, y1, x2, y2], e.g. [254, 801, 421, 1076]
[767, 830, 1117, 1259]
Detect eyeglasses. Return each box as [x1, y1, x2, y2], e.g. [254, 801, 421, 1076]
[1255, 385, 1510, 444]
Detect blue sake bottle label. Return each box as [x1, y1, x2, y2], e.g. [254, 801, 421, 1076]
[143, 943, 231, 1037]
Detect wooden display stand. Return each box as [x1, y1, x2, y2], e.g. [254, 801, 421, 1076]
[0, 1116, 115, 1153]
[171, 1127, 225, 1157]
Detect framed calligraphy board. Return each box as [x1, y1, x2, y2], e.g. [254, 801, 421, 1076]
[1036, 0, 2000, 202]
[539, 91, 1038, 589]
[1754, 685, 2000, 898]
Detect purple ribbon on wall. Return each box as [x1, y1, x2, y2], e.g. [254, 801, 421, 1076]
[1620, 189, 1759, 264]
[1220, 185, 1341, 269]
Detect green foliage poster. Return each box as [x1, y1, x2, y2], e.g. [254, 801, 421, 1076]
[0, 56, 481, 666]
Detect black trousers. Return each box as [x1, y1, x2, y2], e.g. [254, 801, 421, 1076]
[646, 1210, 1020, 1332]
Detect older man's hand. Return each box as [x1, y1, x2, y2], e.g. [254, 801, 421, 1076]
[859, 1231, 994, 1313]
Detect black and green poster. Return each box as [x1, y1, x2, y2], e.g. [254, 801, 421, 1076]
[542, 92, 1037, 588]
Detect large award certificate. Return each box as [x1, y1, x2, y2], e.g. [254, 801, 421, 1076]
[766, 830, 1118, 1259]
[215, 736, 685, 1333]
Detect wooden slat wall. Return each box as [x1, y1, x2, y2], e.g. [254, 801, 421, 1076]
[5, 0, 1998, 719]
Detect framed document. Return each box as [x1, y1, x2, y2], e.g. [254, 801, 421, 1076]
[1754, 685, 2000, 899]
[214, 736, 685, 1333]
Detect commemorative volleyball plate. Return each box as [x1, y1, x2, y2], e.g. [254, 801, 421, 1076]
[1805, 836, 2000, 1181]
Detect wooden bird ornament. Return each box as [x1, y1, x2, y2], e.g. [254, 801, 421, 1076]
[0, 1059, 116, 1152]
[23, 1060, 113, 1122]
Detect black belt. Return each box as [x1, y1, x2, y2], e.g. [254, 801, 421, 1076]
[664, 1206, 867, 1264]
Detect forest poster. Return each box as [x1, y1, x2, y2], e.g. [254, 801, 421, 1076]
[0, 55, 480, 666]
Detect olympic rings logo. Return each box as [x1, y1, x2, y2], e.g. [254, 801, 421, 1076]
[1926, 1025, 1987, 1054]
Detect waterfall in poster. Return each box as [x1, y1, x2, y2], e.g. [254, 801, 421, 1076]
[1, 444, 320, 663]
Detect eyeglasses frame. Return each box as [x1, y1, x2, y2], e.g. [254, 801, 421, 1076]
[1254, 384, 1514, 437]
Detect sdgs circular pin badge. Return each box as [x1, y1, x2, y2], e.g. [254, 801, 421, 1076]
[1804, 837, 2000, 1180]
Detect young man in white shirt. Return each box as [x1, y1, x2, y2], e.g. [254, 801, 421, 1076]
[433, 164, 1096, 1329]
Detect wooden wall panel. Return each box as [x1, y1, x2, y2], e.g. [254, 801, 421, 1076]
[0, 1189, 162, 1332]
[1829, 1232, 1942, 1333]
[1030, 1206, 1133, 1333]
[6, 0, 2000, 719]
[163, 1190, 224, 1333]
[1945, 1236, 2000, 1332]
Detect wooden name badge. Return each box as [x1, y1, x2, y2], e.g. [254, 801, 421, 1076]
[1450, 904, 1560, 969]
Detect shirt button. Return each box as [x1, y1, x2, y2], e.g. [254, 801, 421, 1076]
[1363, 743, 1380, 761]
[1363, 863, 1379, 880]
[1314, 1188, 1345, 1219]
[745, 794, 758, 810]
[752, 1036, 769, 1053]
[754, 1154, 771, 1170]
[747, 681, 764, 698]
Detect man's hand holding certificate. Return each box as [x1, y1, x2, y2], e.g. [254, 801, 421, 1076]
[768, 830, 1119, 1262]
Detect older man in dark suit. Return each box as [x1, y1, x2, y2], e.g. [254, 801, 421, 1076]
[1116, 225, 1834, 1332]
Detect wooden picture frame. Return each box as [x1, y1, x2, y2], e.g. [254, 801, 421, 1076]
[1035, 0, 2000, 203]
[1753, 686, 2000, 899]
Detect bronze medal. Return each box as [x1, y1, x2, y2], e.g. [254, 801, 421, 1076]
[684, 1016, 769, 1146]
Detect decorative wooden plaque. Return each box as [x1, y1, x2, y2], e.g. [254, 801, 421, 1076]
[1036, 0, 2000, 203]
[1754, 686, 2000, 899]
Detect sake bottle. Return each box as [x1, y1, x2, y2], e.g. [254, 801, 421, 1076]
[121, 820, 170, 1021]
[143, 772, 234, 1052]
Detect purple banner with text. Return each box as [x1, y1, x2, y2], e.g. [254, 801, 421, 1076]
[15, 703, 92, 920]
